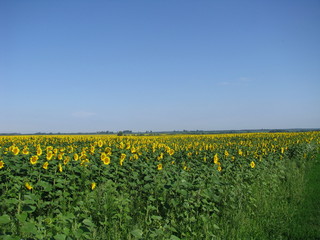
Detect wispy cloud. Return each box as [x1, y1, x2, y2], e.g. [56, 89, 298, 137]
[71, 111, 96, 118]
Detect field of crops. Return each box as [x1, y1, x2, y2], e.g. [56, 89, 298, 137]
[0, 132, 319, 239]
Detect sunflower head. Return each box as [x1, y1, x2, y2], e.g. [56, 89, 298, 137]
[250, 161, 255, 168]
[43, 162, 49, 170]
[30, 155, 39, 165]
[0, 160, 4, 169]
[25, 182, 33, 190]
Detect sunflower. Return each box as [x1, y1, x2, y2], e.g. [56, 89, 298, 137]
[98, 140, 103, 148]
[12, 146, 20, 155]
[238, 149, 243, 156]
[30, 155, 39, 165]
[63, 156, 70, 165]
[37, 148, 42, 156]
[224, 150, 229, 157]
[103, 156, 111, 165]
[46, 146, 53, 151]
[120, 153, 126, 166]
[250, 161, 255, 168]
[25, 182, 33, 190]
[73, 153, 79, 161]
[58, 153, 63, 160]
[100, 152, 107, 161]
[104, 147, 112, 155]
[42, 162, 49, 170]
[22, 148, 29, 155]
[168, 149, 175, 156]
[131, 147, 136, 154]
[214, 153, 219, 164]
[58, 163, 63, 172]
[0, 160, 4, 169]
[46, 151, 53, 160]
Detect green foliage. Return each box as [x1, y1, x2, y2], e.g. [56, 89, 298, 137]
[0, 132, 319, 239]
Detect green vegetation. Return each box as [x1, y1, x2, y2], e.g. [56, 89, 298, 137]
[217, 153, 320, 240]
[0, 133, 319, 239]
[288, 154, 320, 239]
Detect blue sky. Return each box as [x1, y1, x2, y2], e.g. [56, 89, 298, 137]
[1, 0, 319, 133]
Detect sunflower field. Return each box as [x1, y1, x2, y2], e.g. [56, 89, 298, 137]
[0, 132, 319, 239]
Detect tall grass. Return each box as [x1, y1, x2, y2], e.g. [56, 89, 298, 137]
[217, 153, 319, 239]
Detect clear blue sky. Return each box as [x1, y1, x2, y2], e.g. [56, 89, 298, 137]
[1, 0, 319, 133]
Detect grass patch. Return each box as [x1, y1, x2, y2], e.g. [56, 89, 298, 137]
[217, 153, 320, 240]
[288, 154, 320, 239]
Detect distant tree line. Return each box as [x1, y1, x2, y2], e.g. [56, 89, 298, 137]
[1, 128, 319, 136]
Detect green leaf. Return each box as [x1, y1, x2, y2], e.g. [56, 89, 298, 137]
[143, 183, 151, 190]
[21, 222, 37, 234]
[213, 224, 220, 229]
[64, 212, 75, 220]
[63, 227, 70, 235]
[2, 236, 21, 240]
[24, 193, 39, 201]
[151, 215, 162, 221]
[179, 189, 188, 196]
[54, 234, 67, 240]
[37, 181, 53, 191]
[144, 175, 152, 181]
[170, 235, 181, 240]
[55, 183, 64, 188]
[131, 229, 143, 238]
[22, 205, 36, 213]
[23, 199, 36, 205]
[0, 214, 11, 224]
[4, 198, 19, 205]
[16, 212, 28, 222]
[74, 228, 84, 238]
[82, 218, 95, 227]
